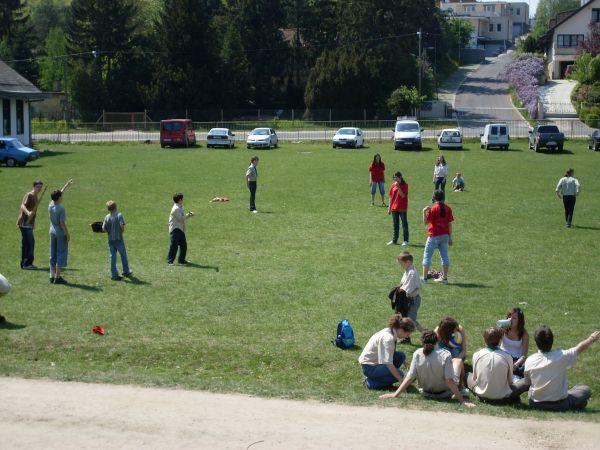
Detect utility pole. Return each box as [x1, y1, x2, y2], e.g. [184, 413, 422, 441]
[417, 28, 422, 101]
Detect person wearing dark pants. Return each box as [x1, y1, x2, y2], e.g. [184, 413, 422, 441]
[555, 168, 580, 228]
[18, 180, 44, 269]
[524, 326, 599, 411]
[167, 193, 193, 265]
[387, 172, 409, 246]
[246, 156, 259, 213]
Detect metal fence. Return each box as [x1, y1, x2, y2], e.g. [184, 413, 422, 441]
[31, 118, 595, 144]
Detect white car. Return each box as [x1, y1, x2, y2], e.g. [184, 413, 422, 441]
[206, 128, 235, 148]
[437, 129, 463, 149]
[332, 127, 364, 148]
[394, 120, 422, 150]
[246, 128, 278, 149]
[480, 123, 509, 150]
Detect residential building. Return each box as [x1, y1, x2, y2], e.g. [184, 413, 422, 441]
[543, 0, 599, 79]
[0, 59, 48, 146]
[439, 1, 529, 46]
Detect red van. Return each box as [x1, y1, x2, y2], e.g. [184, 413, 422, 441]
[160, 119, 197, 148]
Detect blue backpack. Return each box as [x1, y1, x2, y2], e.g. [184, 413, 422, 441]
[334, 319, 355, 349]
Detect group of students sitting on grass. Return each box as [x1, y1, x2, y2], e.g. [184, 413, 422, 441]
[359, 310, 599, 411]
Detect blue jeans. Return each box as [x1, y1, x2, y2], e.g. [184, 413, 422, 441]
[391, 211, 409, 243]
[50, 232, 68, 268]
[423, 234, 450, 267]
[432, 177, 446, 201]
[361, 351, 406, 390]
[371, 181, 385, 195]
[20, 226, 35, 268]
[167, 229, 187, 264]
[407, 294, 422, 331]
[109, 239, 130, 278]
[563, 195, 576, 225]
[248, 181, 257, 211]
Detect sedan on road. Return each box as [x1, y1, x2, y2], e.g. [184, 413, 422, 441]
[437, 129, 463, 149]
[246, 128, 278, 149]
[0, 138, 39, 167]
[207, 128, 235, 148]
[332, 127, 364, 148]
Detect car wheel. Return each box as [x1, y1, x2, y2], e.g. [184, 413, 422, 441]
[558, 145, 563, 152]
[5, 157, 16, 167]
[595, 145, 600, 151]
[160, 141, 165, 148]
[458, 146, 463, 150]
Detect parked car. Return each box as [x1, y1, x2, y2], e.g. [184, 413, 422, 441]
[393, 120, 422, 150]
[246, 128, 278, 149]
[437, 128, 463, 149]
[528, 124, 564, 152]
[588, 130, 600, 151]
[160, 119, 196, 148]
[480, 123, 509, 150]
[332, 127, 364, 148]
[207, 128, 235, 148]
[0, 138, 39, 167]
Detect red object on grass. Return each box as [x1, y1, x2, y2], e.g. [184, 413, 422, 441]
[91, 325, 106, 335]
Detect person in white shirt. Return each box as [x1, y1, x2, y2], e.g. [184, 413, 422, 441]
[398, 252, 424, 338]
[432, 155, 448, 201]
[468, 327, 529, 403]
[555, 168, 580, 228]
[0, 272, 11, 323]
[166, 193, 194, 265]
[524, 326, 599, 411]
[358, 315, 416, 390]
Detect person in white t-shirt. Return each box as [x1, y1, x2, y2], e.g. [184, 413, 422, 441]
[524, 326, 599, 411]
[0, 272, 11, 323]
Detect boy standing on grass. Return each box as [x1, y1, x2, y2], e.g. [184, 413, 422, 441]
[17, 180, 44, 270]
[246, 156, 259, 213]
[167, 192, 194, 265]
[398, 251, 424, 342]
[102, 201, 132, 281]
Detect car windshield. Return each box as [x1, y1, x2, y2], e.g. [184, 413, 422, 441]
[396, 123, 419, 132]
[337, 129, 356, 135]
[538, 126, 559, 133]
[252, 129, 269, 135]
[9, 139, 25, 148]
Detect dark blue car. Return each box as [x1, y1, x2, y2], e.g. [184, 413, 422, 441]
[0, 138, 39, 167]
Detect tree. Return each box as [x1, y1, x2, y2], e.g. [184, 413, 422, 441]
[386, 86, 423, 117]
[533, 0, 580, 38]
[218, 23, 253, 108]
[0, 0, 36, 81]
[38, 27, 67, 91]
[449, 18, 475, 49]
[579, 23, 600, 57]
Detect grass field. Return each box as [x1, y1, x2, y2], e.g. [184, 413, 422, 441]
[1, 138, 599, 420]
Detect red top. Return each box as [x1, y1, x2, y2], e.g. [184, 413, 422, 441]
[426, 202, 454, 236]
[369, 162, 385, 182]
[389, 181, 408, 212]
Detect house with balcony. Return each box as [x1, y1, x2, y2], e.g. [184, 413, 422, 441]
[0, 59, 49, 146]
[543, 0, 600, 79]
[439, 1, 529, 46]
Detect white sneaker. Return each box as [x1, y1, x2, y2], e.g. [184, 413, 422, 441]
[386, 240, 397, 245]
[401, 241, 409, 246]
[434, 277, 448, 284]
[252, 210, 259, 214]
[460, 388, 470, 398]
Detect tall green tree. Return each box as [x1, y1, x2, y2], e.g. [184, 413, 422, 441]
[218, 22, 253, 108]
[38, 27, 67, 91]
[533, 0, 580, 38]
[0, 0, 36, 81]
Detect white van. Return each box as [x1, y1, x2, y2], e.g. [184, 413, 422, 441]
[480, 123, 509, 150]
[394, 120, 423, 150]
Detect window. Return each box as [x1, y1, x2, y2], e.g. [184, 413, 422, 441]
[593, 9, 600, 22]
[2, 100, 10, 135]
[463, 5, 475, 13]
[16, 100, 24, 135]
[484, 5, 496, 13]
[516, 8, 520, 16]
[557, 34, 584, 48]
[497, 23, 502, 32]
[489, 23, 494, 32]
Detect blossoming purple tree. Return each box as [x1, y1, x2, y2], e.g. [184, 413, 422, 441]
[503, 54, 545, 118]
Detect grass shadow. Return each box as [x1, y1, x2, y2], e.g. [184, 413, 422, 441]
[182, 262, 219, 272]
[573, 225, 600, 231]
[451, 282, 490, 288]
[483, 147, 523, 152]
[123, 275, 152, 285]
[536, 149, 574, 155]
[0, 320, 27, 330]
[38, 149, 73, 158]
[63, 282, 103, 292]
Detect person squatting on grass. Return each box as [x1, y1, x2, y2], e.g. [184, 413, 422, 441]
[17, 180, 44, 270]
[358, 315, 416, 390]
[379, 329, 475, 407]
[452, 172, 465, 191]
[167, 193, 194, 265]
[523, 326, 599, 411]
[422, 190, 453, 284]
[555, 168, 580, 228]
[387, 171, 409, 246]
[432, 155, 448, 202]
[246, 156, 259, 213]
[369, 153, 386, 207]
[499, 307, 529, 379]
[435, 317, 467, 393]
[467, 327, 529, 404]
[397, 252, 423, 335]
[102, 201, 132, 281]
[0, 272, 11, 322]
[48, 182, 73, 285]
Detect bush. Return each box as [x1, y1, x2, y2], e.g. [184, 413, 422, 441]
[503, 54, 544, 118]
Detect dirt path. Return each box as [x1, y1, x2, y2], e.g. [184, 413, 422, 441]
[1, 377, 598, 449]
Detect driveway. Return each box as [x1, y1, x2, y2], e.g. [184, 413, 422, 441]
[539, 80, 578, 116]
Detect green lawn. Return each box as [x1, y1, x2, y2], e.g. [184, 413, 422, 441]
[1, 139, 599, 420]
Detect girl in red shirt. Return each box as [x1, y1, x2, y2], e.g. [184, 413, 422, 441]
[387, 171, 409, 246]
[422, 190, 454, 283]
[369, 154, 386, 206]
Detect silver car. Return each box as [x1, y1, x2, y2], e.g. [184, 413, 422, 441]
[207, 128, 235, 148]
[246, 128, 278, 149]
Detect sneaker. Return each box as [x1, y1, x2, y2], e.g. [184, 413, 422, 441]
[0, 314, 5, 323]
[401, 241, 409, 246]
[122, 271, 133, 277]
[111, 276, 123, 281]
[387, 240, 397, 246]
[179, 260, 189, 265]
[422, 278, 427, 283]
[381, 202, 387, 207]
[460, 388, 470, 398]
[22, 265, 38, 270]
[434, 278, 448, 284]
[49, 277, 55, 284]
[252, 210, 259, 214]
[167, 261, 174, 266]
[53, 277, 67, 285]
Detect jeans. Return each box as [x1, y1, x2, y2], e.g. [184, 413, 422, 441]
[407, 294, 422, 330]
[361, 351, 406, 390]
[167, 229, 187, 264]
[20, 226, 35, 268]
[391, 211, 409, 243]
[423, 234, 450, 267]
[49, 232, 68, 268]
[248, 181, 257, 211]
[371, 181, 385, 195]
[563, 195, 576, 225]
[433, 177, 446, 201]
[109, 239, 130, 278]
[529, 384, 591, 411]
